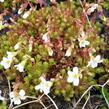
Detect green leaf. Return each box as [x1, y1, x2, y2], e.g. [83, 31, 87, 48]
[102, 88, 109, 104]
[43, 62, 49, 69]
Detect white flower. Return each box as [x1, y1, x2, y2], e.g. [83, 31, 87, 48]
[29, 38, 33, 52]
[14, 42, 21, 50]
[0, 90, 5, 101]
[18, 9, 23, 15]
[0, 0, 4, 3]
[78, 31, 90, 48]
[0, 51, 17, 69]
[10, 89, 26, 105]
[42, 33, 53, 56]
[45, 45, 53, 56]
[18, 8, 24, 15]
[6, 51, 17, 59]
[65, 44, 74, 57]
[65, 46, 72, 57]
[87, 4, 98, 15]
[35, 77, 53, 95]
[0, 57, 13, 69]
[15, 60, 27, 72]
[48, 47, 53, 56]
[29, 43, 32, 52]
[79, 40, 90, 48]
[19, 90, 26, 99]
[42, 33, 50, 43]
[67, 67, 80, 86]
[22, 10, 31, 19]
[87, 55, 103, 68]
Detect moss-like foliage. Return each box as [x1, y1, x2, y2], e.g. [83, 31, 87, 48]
[0, 1, 109, 101]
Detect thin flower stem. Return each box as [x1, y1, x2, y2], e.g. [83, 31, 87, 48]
[26, 93, 44, 100]
[39, 100, 47, 109]
[95, 105, 98, 109]
[82, 91, 90, 109]
[7, 79, 11, 93]
[78, 0, 92, 27]
[46, 94, 59, 109]
[102, 80, 109, 108]
[6, 77, 13, 108]
[12, 94, 44, 109]
[101, 88, 109, 108]
[73, 80, 109, 109]
[73, 84, 102, 109]
[102, 79, 109, 87]
[26, 96, 38, 99]
[39, 93, 45, 100]
[46, 104, 54, 109]
[12, 99, 39, 109]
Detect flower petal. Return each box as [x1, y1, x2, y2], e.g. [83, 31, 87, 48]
[35, 77, 52, 94]
[67, 77, 73, 83]
[72, 78, 79, 86]
[15, 64, 24, 72]
[0, 96, 5, 101]
[65, 47, 72, 57]
[91, 62, 97, 68]
[0, 57, 12, 69]
[22, 11, 30, 19]
[19, 90, 25, 97]
[35, 84, 41, 90]
[67, 71, 73, 76]
[73, 67, 79, 74]
[14, 42, 21, 50]
[0, 0, 4, 2]
[14, 98, 21, 105]
[10, 92, 15, 98]
[95, 55, 101, 61]
[43, 88, 50, 95]
[42, 33, 50, 43]
[47, 47, 53, 56]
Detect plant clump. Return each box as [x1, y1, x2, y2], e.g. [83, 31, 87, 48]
[0, 0, 109, 107]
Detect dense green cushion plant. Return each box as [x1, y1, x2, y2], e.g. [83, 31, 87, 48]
[0, 1, 108, 102]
